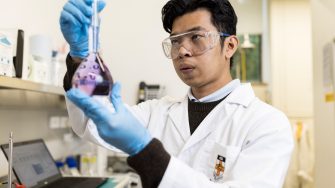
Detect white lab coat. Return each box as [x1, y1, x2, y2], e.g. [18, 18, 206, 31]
[66, 83, 294, 188]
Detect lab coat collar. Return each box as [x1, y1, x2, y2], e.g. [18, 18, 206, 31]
[181, 83, 256, 152]
[225, 83, 255, 107]
[186, 80, 255, 107]
[168, 96, 191, 143]
[167, 83, 256, 153]
[187, 79, 241, 102]
[180, 98, 227, 153]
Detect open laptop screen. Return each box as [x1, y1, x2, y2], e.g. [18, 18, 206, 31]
[1, 139, 61, 188]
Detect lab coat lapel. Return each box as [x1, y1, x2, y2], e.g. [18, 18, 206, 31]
[180, 83, 256, 153]
[167, 96, 191, 143]
[180, 100, 227, 153]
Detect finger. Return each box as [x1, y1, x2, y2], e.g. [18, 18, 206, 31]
[63, 1, 91, 25]
[66, 88, 109, 119]
[69, 0, 93, 17]
[83, 0, 93, 5]
[60, 10, 81, 27]
[109, 82, 124, 112]
[97, 0, 106, 12]
[83, 0, 106, 13]
[66, 88, 95, 111]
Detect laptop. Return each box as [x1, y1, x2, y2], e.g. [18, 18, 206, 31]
[1, 139, 107, 188]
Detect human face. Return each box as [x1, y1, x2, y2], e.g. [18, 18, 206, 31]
[170, 9, 238, 98]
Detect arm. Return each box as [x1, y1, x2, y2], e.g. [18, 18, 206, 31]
[129, 112, 293, 188]
[66, 87, 293, 188]
[64, 52, 156, 150]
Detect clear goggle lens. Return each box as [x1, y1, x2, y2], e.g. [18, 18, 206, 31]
[162, 31, 230, 59]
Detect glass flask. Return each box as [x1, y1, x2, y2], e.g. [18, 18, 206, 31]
[72, 53, 113, 96]
[71, 0, 113, 96]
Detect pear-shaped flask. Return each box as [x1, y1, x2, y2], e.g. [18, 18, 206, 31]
[71, 0, 113, 96]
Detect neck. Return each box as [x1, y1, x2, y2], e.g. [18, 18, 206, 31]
[191, 75, 233, 99]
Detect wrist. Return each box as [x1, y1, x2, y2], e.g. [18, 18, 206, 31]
[130, 135, 153, 156]
[69, 56, 83, 63]
[139, 136, 153, 153]
[127, 138, 171, 188]
[69, 49, 88, 60]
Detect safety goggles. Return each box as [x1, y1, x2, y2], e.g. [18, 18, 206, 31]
[162, 30, 231, 59]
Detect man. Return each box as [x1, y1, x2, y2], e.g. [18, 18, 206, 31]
[60, 0, 294, 187]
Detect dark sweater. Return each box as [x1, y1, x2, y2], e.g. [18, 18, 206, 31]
[63, 55, 226, 188]
[188, 98, 224, 134]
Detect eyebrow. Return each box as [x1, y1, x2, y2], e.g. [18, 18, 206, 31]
[170, 26, 207, 36]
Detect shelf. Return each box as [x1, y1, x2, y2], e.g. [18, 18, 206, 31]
[0, 76, 64, 95]
[0, 76, 66, 109]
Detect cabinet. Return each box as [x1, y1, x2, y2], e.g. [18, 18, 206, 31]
[0, 76, 69, 177]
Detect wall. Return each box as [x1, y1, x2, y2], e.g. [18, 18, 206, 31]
[0, 0, 67, 51]
[270, 0, 313, 118]
[230, 0, 263, 34]
[311, 0, 335, 187]
[270, 1, 314, 187]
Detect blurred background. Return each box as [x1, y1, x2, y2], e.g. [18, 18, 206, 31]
[0, 0, 334, 187]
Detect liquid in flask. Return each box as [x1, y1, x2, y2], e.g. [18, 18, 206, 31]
[72, 53, 113, 96]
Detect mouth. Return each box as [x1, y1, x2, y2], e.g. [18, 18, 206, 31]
[179, 64, 194, 73]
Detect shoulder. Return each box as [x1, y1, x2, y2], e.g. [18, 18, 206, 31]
[250, 98, 289, 122]
[246, 98, 292, 136]
[135, 95, 184, 110]
[127, 95, 185, 126]
[129, 95, 184, 116]
[228, 83, 290, 130]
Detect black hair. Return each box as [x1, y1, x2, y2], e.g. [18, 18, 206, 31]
[162, 0, 238, 67]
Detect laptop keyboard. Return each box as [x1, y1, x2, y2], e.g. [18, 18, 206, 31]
[43, 177, 107, 188]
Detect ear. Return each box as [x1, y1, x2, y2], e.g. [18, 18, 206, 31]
[224, 36, 239, 59]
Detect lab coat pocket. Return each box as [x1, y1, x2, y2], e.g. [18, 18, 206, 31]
[207, 143, 241, 183]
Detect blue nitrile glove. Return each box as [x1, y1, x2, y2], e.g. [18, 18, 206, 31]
[66, 83, 153, 156]
[60, 0, 106, 58]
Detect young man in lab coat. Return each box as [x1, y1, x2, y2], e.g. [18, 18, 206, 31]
[60, 0, 294, 187]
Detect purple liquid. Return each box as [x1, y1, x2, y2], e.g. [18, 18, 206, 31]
[72, 53, 113, 96]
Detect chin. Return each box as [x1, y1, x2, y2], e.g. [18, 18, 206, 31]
[177, 73, 201, 87]
[182, 79, 200, 88]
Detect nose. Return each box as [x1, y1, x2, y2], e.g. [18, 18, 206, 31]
[177, 45, 192, 59]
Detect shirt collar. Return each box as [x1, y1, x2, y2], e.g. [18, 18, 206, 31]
[187, 79, 241, 103]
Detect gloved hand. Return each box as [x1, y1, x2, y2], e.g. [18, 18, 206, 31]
[66, 83, 153, 156]
[60, 0, 106, 58]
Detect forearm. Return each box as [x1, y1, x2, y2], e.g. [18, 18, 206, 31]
[127, 138, 171, 188]
[127, 139, 227, 188]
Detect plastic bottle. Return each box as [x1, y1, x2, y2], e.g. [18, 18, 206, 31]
[55, 161, 69, 176]
[29, 35, 52, 84]
[51, 51, 60, 86]
[65, 156, 81, 176]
